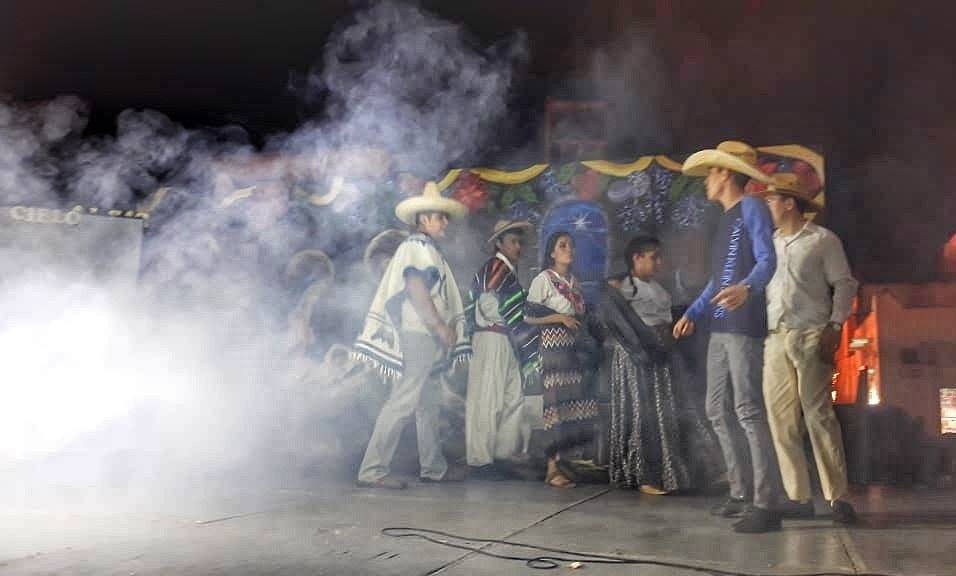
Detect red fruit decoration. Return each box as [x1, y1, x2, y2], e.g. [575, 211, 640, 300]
[744, 161, 777, 196]
[572, 169, 602, 202]
[790, 160, 823, 194]
[744, 159, 823, 200]
[452, 171, 489, 213]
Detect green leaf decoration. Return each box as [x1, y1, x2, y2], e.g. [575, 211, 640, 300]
[514, 183, 539, 204]
[668, 173, 706, 201]
[598, 174, 611, 194]
[500, 187, 517, 209]
[556, 163, 577, 184]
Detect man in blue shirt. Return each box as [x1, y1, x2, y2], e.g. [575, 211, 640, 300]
[673, 141, 780, 533]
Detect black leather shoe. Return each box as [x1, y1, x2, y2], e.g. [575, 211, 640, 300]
[831, 500, 858, 525]
[777, 499, 815, 519]
[469, 464, 508, 481]
[733, 507, 782, 533]
[710, 497, 751, 517]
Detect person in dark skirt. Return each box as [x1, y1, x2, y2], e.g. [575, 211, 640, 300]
[524, 231, 598, 488]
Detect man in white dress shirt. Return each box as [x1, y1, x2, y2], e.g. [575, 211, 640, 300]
[761, 173, 858, 524]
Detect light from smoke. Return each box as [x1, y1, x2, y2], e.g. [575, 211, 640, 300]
[0, 0, 529, 507]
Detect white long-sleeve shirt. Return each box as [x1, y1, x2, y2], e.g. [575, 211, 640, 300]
[766, 222, 858, 331]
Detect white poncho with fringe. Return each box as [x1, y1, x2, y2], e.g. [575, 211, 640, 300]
[353, 233, 471, 381]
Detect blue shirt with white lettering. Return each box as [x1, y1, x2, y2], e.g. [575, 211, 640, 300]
[685, 196, 776, 338]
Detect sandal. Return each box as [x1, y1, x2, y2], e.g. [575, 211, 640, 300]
[639, 484, 670, 496]
[545, 468, 576, 488]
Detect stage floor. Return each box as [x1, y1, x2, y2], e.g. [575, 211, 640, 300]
[2, 479, 954, 575]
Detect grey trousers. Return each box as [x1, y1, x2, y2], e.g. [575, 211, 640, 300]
[705, 332, 778, 509]
[357, 331, 448, 483]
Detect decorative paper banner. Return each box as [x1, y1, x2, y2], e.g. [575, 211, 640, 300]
[435, 157, 684, 193]
[582, 155, 682, 177]
[141, 146, 822, 214]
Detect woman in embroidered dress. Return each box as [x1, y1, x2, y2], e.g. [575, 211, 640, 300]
[524, 231, 598, 488]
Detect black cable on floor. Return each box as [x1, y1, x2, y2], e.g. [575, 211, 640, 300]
[381, 526, 894, 576]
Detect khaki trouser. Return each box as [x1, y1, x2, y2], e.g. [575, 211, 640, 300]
[358, 331, 448, 483]
[763, 325, 848, 502]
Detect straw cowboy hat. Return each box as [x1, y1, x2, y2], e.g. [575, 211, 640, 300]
[285, 249, 336, 286]
[487, 219, 533, 245]
[681, 140, 773, 185]
[363, 228, 409, 275]
[394, 181, 467, 226]
[764, 172, 824, 212]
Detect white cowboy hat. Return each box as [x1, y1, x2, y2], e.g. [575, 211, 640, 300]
[681, 140, 772, 185]
[763, 172, 824, 212]
[394, 181, 467, 226]
[487, 219, 533, 245]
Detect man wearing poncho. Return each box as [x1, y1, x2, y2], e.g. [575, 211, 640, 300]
[353, 182, 470, 489]
[464, 220, 534, 475]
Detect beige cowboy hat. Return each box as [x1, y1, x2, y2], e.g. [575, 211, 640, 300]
[285, 249, 336, 286]
[756, 144, 825, 188]
[487, 219, 533, 245]
[363, 228, 410, 275]
[394, 181, 467, 226]
[681, 140, 772, 185]
[763, 172, 824, 212]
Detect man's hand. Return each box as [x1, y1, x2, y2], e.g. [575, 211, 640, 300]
[711, 284, 750, 311]
[817, 323, 842, 364]
[434, 321, 456, 350]
[673, 315, 695, 339]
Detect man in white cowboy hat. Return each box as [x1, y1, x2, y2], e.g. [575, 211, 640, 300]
[759, 173, 859, 524]
[353, 182, 471, 489]
[673, 140, 781, 533]
[464, 219, 534, 478]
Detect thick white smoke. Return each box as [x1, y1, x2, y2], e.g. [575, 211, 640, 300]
[0, 1, 528, 507]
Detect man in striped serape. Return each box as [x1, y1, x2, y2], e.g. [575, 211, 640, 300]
[464, 220, 534, 477]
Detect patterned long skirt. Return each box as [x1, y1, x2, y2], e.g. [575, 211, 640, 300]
[540, 324, 598, 457]
[608, 340, 691, 491]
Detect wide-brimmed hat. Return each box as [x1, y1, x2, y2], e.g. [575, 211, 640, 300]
[681, 140, 772, 185]
[363, 228, 409, 275]
[394, 181, 467, 226]
[487, 219, 533, 245]
[763, 172, 824, 212]
[285, 249, 336, 286]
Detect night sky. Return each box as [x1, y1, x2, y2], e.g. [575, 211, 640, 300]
[4, 0, 956, 282]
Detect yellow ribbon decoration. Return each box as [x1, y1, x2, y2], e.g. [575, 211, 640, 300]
[434, 165, 549, 191]
[470, 164, 549, 184]
[582, 155, 682, 177]
[435, 169, 464, 192]
[581, 157, 653, 176]
[652, 155, 684, 172]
